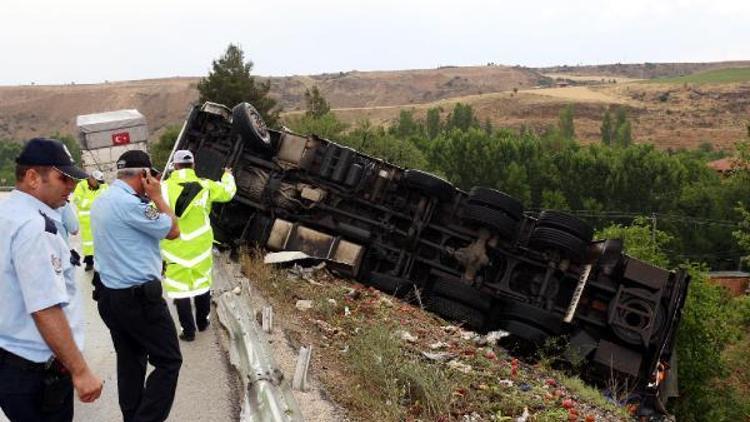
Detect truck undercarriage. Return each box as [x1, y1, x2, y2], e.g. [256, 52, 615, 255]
[171, 102, 690, 416]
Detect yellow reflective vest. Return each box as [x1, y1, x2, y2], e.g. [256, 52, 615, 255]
[72, 180, 108, 256]
[160, 168, 236, 299]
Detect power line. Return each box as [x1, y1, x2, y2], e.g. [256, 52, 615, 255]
[528, 209, 741, 228]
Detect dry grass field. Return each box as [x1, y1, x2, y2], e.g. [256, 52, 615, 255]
[1, 62, 748, 151]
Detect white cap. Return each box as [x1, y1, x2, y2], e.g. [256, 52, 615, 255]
[91, 170, 105, 182]
[173, 150, 194, 164]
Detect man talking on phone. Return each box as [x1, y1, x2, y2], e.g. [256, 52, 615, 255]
[90, 150, 182, 422]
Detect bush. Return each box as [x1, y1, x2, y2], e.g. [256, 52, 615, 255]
[670, 263, 747, 421]
[148, 125, 180, 171]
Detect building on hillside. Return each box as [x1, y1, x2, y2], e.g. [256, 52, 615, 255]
[707, 271, 750, 296]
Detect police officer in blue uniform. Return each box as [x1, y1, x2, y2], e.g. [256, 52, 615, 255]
[0, 138, 103, 421]
[90, 150, 182, 422]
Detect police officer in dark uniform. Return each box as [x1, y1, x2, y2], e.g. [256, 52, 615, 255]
[90, 150, 182, 422]
[0, 138, 103, 421]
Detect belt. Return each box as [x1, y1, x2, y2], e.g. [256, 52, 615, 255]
[100, 280, 156, 297]
[0, 347, 48, 372]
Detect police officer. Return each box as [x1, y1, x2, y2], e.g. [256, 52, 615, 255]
[0, 138, 103, 421]
[72, 169, 107, 271]
[57, 200, 80, 246]
[161, 150, 236, 341]
[90, 150, 182, 422]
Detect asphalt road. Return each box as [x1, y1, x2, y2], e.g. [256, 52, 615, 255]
[1, 191, 239, 421]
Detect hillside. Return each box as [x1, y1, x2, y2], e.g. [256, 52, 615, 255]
[537, 60, 750, 79]
[0, 65, 542, 142]
[1, 62, 749, 150]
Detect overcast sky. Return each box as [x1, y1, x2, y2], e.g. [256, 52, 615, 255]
[1, 0, 748, 86]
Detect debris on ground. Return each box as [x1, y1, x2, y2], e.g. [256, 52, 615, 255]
[241, 253, 632, 421]
[295, 300, 313, 311]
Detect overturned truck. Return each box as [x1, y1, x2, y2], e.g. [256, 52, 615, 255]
[171, 102, 690, 415]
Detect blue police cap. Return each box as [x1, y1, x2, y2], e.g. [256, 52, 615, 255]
[16, 138, 88, 180]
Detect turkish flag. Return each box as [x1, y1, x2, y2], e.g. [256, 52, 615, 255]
[112, 132, 131, 145]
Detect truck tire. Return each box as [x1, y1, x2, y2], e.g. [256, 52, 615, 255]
[536, 211, 593, 242]
[431, 278, 492, 311]
[367, 272, 413, 296]
[529, 226, 589, 262]
[232, 102, 273, 154]
[467, 187, 524, 221]
[427, 295, 486, 330]
[462, 203, 519, 240]
[403, 170, 455, 203]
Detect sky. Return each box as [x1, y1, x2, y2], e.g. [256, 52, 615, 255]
[1, 0, 748, 86]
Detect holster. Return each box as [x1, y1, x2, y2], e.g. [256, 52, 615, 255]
[41, 358, 71, 413]
[69, 249, 81, 267]
[91, 271, 103, 302]
[142, 278, 164, 304]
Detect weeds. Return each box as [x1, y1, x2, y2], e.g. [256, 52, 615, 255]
[240, 251, 630, 421]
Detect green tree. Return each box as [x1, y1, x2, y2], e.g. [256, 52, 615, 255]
[391, 109, 420, 139]
[340, 131, 427, 170]
[671, 264, 746, 421]
[148, 125, 181, 171]
[304, 85, 330, 118]
[285, 113, 348, 140]
[50, 132, 82, 165]
[0, 141, 23, 185]
[482, 118, 493, 135]
[613, 107, 632, 147]
[425, 107, 442, 140]
[557, 104, 575, 140]
[596, 216, 671, 266]
[600, 109, 613, 145]
[445, 103, 478, 132]
[197, 44, 280, 126]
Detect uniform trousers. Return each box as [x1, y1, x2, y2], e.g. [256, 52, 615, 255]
[97, 281, 182, 422]
[0, 349, 73, 422]
[173, 291, 211, 336]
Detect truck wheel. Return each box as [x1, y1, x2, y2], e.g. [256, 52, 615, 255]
[609, 288, 666, 346]
[536, 211, 593, 242]
[529, 226, 589, 262]
[427, 295, 486, 330]
[462, 203, 519, 241]
[232, 102, 273, 154]
[431, 278, 492, 311]
[403, 170, 455, 203]
[367, 272, 413, 297]
[467, 187, 524, 221]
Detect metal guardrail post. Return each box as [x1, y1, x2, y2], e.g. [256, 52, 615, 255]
[262, 306, 274, 333]
[292, 346, 312, 392]
[213, 253, 303, 422]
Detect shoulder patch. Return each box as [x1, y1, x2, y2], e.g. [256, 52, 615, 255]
[39, 211, 58, 234]
[144, 205, 160, 220]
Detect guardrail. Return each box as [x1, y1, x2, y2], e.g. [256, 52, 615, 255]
[213, 252, 303, 422]
[0, 186, 12, 192]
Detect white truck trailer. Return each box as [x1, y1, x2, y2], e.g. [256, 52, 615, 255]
[75, 109, 149, 181]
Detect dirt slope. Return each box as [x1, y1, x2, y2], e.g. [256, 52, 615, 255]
[0, 65, 541, 142]
[1, 62, 748, 150]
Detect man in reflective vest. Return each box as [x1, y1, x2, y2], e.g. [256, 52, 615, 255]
[72, 170, 108, 271]
[160, 150, 236, 341]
